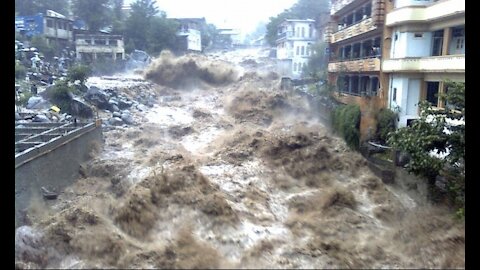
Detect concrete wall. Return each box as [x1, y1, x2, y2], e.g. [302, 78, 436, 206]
[186, 29, 202, 51]
[388, 74, 421, 127]
[391, 31, 433, 58]
[394, 0, 434, 8]
[15, 126, 103, 228]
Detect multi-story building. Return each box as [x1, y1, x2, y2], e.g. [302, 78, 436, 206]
[382, 0, 465, 127]
[174, 18, 205, 52]
[326, 0, 389, 141]
[276, 19, 317, 79]
[15, 10, 74, 48]
[75, 34, 126, 62]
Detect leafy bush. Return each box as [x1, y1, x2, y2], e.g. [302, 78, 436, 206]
[375, 108, 397, 143]
[331, 104, 361, 149]
[16, 91, 33, 106]
[47, 80, 76, 112]
[15, 62, 27, 80]
[67, 65, 92, 84]
[388, 81, 464, 214]
[30, 36, 55, 59]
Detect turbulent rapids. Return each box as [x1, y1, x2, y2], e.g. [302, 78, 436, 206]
[15, 48, 464, 269]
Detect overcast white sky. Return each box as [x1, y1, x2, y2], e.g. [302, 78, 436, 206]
[125, 0, 298, 34]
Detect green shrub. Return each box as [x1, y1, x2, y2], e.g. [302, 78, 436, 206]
[331, 104, 361, 149]
[16, 91, 33, 106]
[30, 36, 56, 59]
[15, 62, 27, 80]
[375, 108, 397, 143]
[67, 65, 92, 84]
[48, 80, 76, 112]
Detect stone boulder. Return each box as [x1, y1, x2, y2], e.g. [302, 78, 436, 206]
[33, 114, 50, 123]
[70, 98, 94, 118]
[26, 96, 52, 110]
[85, 86, 111, 110]
[121, 112, 134, 125]
[108, 117, 124, 126]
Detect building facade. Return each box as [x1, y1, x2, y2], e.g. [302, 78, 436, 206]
[276, 19, 317, 79]
[382, 0, 465, 127]
[75, 34, 126, 62]
[174, 18, 205, 52]
[15, 10, 74, 48]
[326, 0, 389, 141]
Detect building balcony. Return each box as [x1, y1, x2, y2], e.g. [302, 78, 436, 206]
[276, 31, 317, 42]
[385, 0, 465, 26]
[331, 17, 377, 43]
[382, 55, 465, 73]
[44, 28, 72, 40]
[328, 57, 381, 72]
[331, 0, 357, 15]
[75, 44, 125, 53]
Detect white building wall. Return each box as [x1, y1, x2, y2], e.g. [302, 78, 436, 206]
[277, 41, 293, 59]
[394, 0, 434, 8]
[276, 20, 315, 79]
[406, 32, 432, 57]
[391, 31, 433, 58]
[389, 74, 422, 127]
[187, 29, 202, 51]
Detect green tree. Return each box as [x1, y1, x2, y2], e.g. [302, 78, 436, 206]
[67, 64, 92, 85]
[124, 0, 160, 52]
[266, 11, 293, 46]
[72, 0, 111, 32]
[331, 104, 361, 149]
[375, 108, 397, 144]
[388, 81, 465, 212]
[304, 42, 328, 79]
[109, 0, 125, 34]
[15, 0, 69, 16]
[147, 17, 180, 55]
[200, 23, 218, 51]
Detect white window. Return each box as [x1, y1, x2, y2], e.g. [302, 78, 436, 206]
[293, 63, 298, 71]
[296, 46, 300, 55]
[301, 27, 305, 38]
[301, 46, 305, 55]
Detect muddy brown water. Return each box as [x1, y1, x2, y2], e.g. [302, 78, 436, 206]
[15, 49, 464, 269]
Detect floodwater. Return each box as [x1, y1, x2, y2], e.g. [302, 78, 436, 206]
[15, 48, 464, 269]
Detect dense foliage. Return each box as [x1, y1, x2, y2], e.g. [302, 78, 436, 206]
[331, 104, 361, 149]
[67, 65, 92, 85]
[15, 0, 69, 16]
[388, 81, 465, 214]
[375, 108, 397, 143]
[72, 0, 111, 32]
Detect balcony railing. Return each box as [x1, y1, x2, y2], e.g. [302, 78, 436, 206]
[331, 0, 356, 15]
[75, 42, 121, 48]
[276, 31, 317, 42]
[382, 55, 465, 73]
[328, 57, 381, 72]
[385, 0, 465, 26]
[331, 17, 377, 43]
